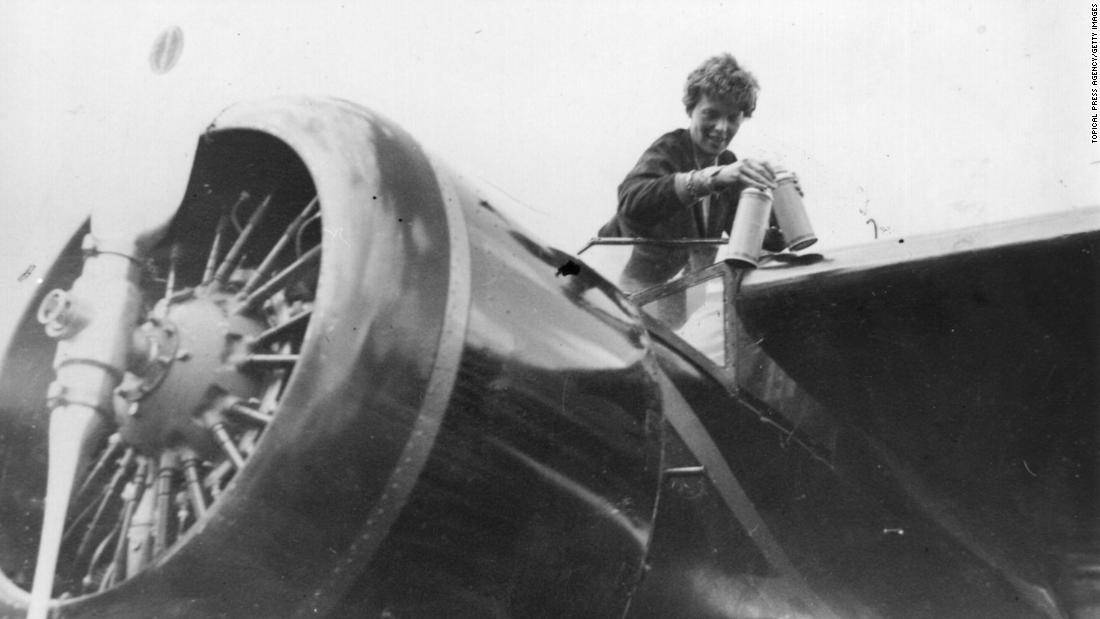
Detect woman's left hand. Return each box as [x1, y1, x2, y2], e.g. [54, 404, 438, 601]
[712, 159, 777, 191]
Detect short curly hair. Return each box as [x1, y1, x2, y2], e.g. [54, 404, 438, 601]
[682, 53, 759, 117]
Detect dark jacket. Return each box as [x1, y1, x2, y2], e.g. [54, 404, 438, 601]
[598, 128, 743, 288]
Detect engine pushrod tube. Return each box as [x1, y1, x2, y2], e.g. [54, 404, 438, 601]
[81, 519, 121, 591]
[180, 450, 208, 517]
[242, 196, 319, 296]
[235, 354, 299, 368]
[202, 215, 231, 284]
[163, 243, 182, 309]
[214, 194, 272, 287]
[75, 434, 123, 499]
[225, 401, 273, 426]
[73, 449, 135, 561]
[153, 451, 179, 557]
[210, 422, 246, 469]
[663, 466, 706, 477]
[236, 244, 320, 314]
[249, 310, 311, 350]
[108, 459, 150, 588]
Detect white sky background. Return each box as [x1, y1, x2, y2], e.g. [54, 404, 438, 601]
[0, 0, 1097, 328]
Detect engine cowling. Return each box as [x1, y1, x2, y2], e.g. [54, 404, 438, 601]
[0, 98, 663, 618]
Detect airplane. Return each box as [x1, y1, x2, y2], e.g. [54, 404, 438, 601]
[0, 11, 1096, 619]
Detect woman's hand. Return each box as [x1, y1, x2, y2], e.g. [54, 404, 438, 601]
[710, 159, 777, 191]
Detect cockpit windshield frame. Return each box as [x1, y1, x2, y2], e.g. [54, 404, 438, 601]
[579, 236, 747, 390]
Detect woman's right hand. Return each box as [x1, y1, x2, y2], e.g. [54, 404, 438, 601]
[712, 159, 777, 191]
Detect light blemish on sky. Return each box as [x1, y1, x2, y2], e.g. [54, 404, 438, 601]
[0, 0, 1096, 332]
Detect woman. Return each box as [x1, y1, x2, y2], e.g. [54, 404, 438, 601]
[597, 52, 787, 326]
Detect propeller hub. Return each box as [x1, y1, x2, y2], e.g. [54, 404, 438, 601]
[114, 289, 266, 458]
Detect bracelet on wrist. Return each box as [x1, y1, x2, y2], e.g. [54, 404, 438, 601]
[689, 170, 709, 199]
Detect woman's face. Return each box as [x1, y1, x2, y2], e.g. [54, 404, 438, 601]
[688, 94, 744, 158]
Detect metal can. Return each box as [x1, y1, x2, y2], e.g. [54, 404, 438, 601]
[728, 187, 772, 267]
[772, 171, 817, 251]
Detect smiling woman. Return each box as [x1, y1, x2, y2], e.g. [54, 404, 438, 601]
[595, 53, 790, 328]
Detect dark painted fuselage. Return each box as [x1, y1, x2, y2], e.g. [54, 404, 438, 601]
[0, 97, 1094, 618]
